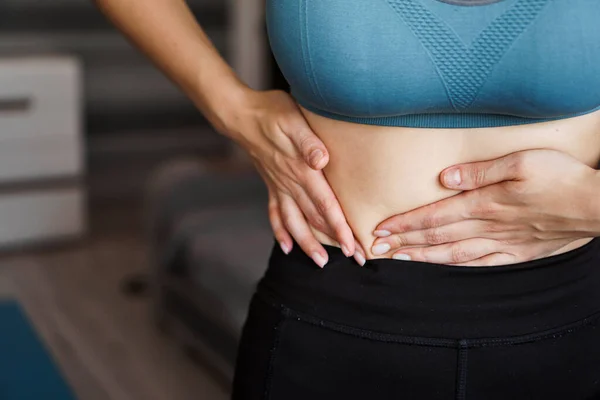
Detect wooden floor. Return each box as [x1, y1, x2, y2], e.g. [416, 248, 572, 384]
[0, 203, 229, 400]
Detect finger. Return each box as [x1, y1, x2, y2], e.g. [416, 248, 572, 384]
[353, 240, 366, 267]
[440, 152, 523, 190]
[454, 238, 576, 266]
[284, 185, 361, 264]
[393, 238, 505, 264]
[375, 193, 472, 235]
[452, 253, 518, 267]
[267, 192, 293, 255]
[372, 220, 487, 255]
[255, 164, 294, 255]
[289, 183, 356, 259]
[284, 118, 329, 170]
[300, 174, 356, 257]
[287, 182, 334, 237]
[279, 193, 329, 268]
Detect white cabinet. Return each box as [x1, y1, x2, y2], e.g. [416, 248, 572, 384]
[0, 57, 83, 182]
[0, 188, 86, 247]
[0, 56, 86, 248]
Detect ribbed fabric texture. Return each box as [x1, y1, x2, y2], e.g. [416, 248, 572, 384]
[298, 99, 600, 129]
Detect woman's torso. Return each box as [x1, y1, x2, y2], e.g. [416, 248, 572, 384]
[266, 0, 600, 262]
[302, 106, 600, 259]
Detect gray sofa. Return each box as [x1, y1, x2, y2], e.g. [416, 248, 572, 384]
[145, 159, 276, 386]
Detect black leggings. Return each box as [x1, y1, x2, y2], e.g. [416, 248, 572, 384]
[232, 238, 600, 400]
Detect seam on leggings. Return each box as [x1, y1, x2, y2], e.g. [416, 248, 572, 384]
[285, 304, 600, 349]
[282, 304, 458, 348]
[255, 289, 453, 347]
[255, 288, 600, 348]
[466, 311, 600, 348]
[262, 303, 287, 400]
[456, 339, 469, 400]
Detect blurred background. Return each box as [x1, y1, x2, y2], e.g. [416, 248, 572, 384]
[0, 1, 286, 399]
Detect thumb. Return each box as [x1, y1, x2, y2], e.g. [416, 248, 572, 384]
[288, 121, 329, 170]
[441, 153, 522, 190]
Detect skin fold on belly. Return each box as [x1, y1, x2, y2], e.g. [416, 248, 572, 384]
[299, 106, 600, 262]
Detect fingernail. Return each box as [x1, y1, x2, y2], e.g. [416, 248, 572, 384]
[312, 252, 328, 268]
[341, 244, 352, 257]
[444, 169, 462, 187]
[393, 253, 412, 261]
[371, 243, 391, 256]
[355, 252, 366, 267]
[374, 230, 391, 237]
[280, 242, 290, 255]
[309, 149, 324, 167]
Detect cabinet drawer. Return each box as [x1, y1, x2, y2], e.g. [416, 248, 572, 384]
[0, 56, 80, 138]
[0, 133, 83, 183]
[0, 186, 86, 247]
[0, 56, 82, 181]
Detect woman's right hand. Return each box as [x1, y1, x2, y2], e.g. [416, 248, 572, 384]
[93, 0, 365, 267]
[221, 88, 366, 267]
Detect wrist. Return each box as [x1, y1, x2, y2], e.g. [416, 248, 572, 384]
[209, 85, 271, 153]
[212, 84, 258, 143]
[188, 69, 254, 138]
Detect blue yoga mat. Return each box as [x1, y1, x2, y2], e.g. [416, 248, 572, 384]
[0, 301, 77, 400]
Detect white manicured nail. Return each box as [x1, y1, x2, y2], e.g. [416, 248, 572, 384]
[374, 230, 391, 237]
[393, 253, 412, 261]
[341, 244, 352, 257]
[355, 252, 366, 267]
[280, 242, 290, 255]
[372, 243, 391, 256]
[312, 252, 328, 268]
[309, 149, 324, 167]
[445, 169, 462, 187]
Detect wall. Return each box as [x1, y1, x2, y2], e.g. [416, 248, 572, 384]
[0, 0, 228, 133]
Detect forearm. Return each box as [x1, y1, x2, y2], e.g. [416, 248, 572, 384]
[93, 0, 249, 136]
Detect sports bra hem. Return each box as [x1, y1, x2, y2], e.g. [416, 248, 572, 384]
[296, 97, 600, 129]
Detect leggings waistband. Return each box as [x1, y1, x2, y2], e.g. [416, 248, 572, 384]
[258, 238, 600, 339]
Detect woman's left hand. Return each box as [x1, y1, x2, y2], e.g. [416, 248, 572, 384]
[371, 149, 600, 266]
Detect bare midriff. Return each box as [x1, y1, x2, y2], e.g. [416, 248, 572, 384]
[299, 105, 600, 263]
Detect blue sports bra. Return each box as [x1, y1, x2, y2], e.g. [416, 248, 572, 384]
[265, 0, 600, 128]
